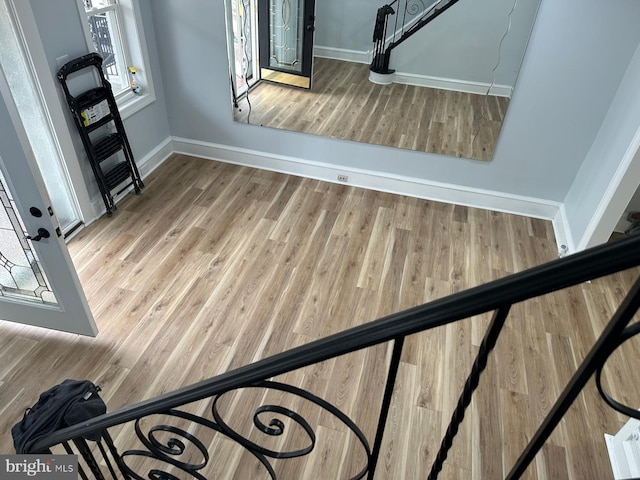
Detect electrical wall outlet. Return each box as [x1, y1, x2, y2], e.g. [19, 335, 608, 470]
[337, 175, 348, 182]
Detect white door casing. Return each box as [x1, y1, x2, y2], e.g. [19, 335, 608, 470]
[0, 65, 98, 337]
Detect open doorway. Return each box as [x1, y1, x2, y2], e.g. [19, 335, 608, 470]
[225, 0, 316, 104]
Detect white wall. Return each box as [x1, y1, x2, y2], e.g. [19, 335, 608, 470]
[149, 0, 640, 207]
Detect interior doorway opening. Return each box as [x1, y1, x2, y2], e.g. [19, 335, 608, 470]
[225, 0, 316, 107]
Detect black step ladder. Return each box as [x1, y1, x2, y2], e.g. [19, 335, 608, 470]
[57, 53, 143, 216]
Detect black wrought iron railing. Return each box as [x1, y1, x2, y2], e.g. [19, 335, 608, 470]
[371, 0, 461, 74]
[25, 233, 640, 479]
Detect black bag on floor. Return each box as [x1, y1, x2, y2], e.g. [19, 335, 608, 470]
[11, 379, 106, 453]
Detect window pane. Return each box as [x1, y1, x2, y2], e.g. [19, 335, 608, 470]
[84, 0, 115, 10]
[86, 9, 128, 94]
[79, 0, 155, 117]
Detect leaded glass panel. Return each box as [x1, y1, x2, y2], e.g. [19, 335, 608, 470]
[269, 0, 304, 72]
[0, 169, 56, 304]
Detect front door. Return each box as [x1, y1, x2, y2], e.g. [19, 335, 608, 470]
[0, 67, 97, 337]
[258, 0, 316, 89]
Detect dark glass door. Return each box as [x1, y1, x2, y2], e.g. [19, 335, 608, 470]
[258, 0, 316, 89]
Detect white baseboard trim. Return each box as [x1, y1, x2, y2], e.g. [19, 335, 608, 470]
[85, 136, 567, 249]
[138, 136, 175, 178]
[171, 136, 562, 237]
[90, 136, 173, 219]
[553, 204, 574, 256]
[312, 47, 512, 97]
[314, 46, 371, 64]
[393, 72, 512, 98]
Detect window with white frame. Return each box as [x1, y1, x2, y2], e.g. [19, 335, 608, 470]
[78, 0, 154, 117]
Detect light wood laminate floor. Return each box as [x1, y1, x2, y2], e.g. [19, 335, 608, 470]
[1, 155, 639, 479]
[233, 58, 509, 161]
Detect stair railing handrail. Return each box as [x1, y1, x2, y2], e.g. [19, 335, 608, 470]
[371, 0, 460, 74]
[29, 234, 640, 467]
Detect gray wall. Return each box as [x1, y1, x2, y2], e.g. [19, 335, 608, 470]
[563, 41, 640, 247]
[315, 0, 540, 88]
[149, 0, 640, 205]
[391, 0, 540, 87]
[629, 186, 640, 214]
[314, 0, 376, 52]
[28, 0, 170, 206]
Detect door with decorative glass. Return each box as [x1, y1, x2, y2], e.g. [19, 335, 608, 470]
[0, 68, 97, 337]
[258, 0, 316, 89]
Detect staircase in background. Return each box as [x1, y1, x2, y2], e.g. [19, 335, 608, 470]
[370, 0, 461, 79]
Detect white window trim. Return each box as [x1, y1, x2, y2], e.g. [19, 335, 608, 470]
[76, 0, 155, 120]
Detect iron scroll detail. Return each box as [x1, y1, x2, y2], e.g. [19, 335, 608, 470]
[406, 0, 427, 16]
[119, 380, 371, 479]
[595, 321, 640, 420]
[212, 380, 372, 478]
[250, 404, 316, 456]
